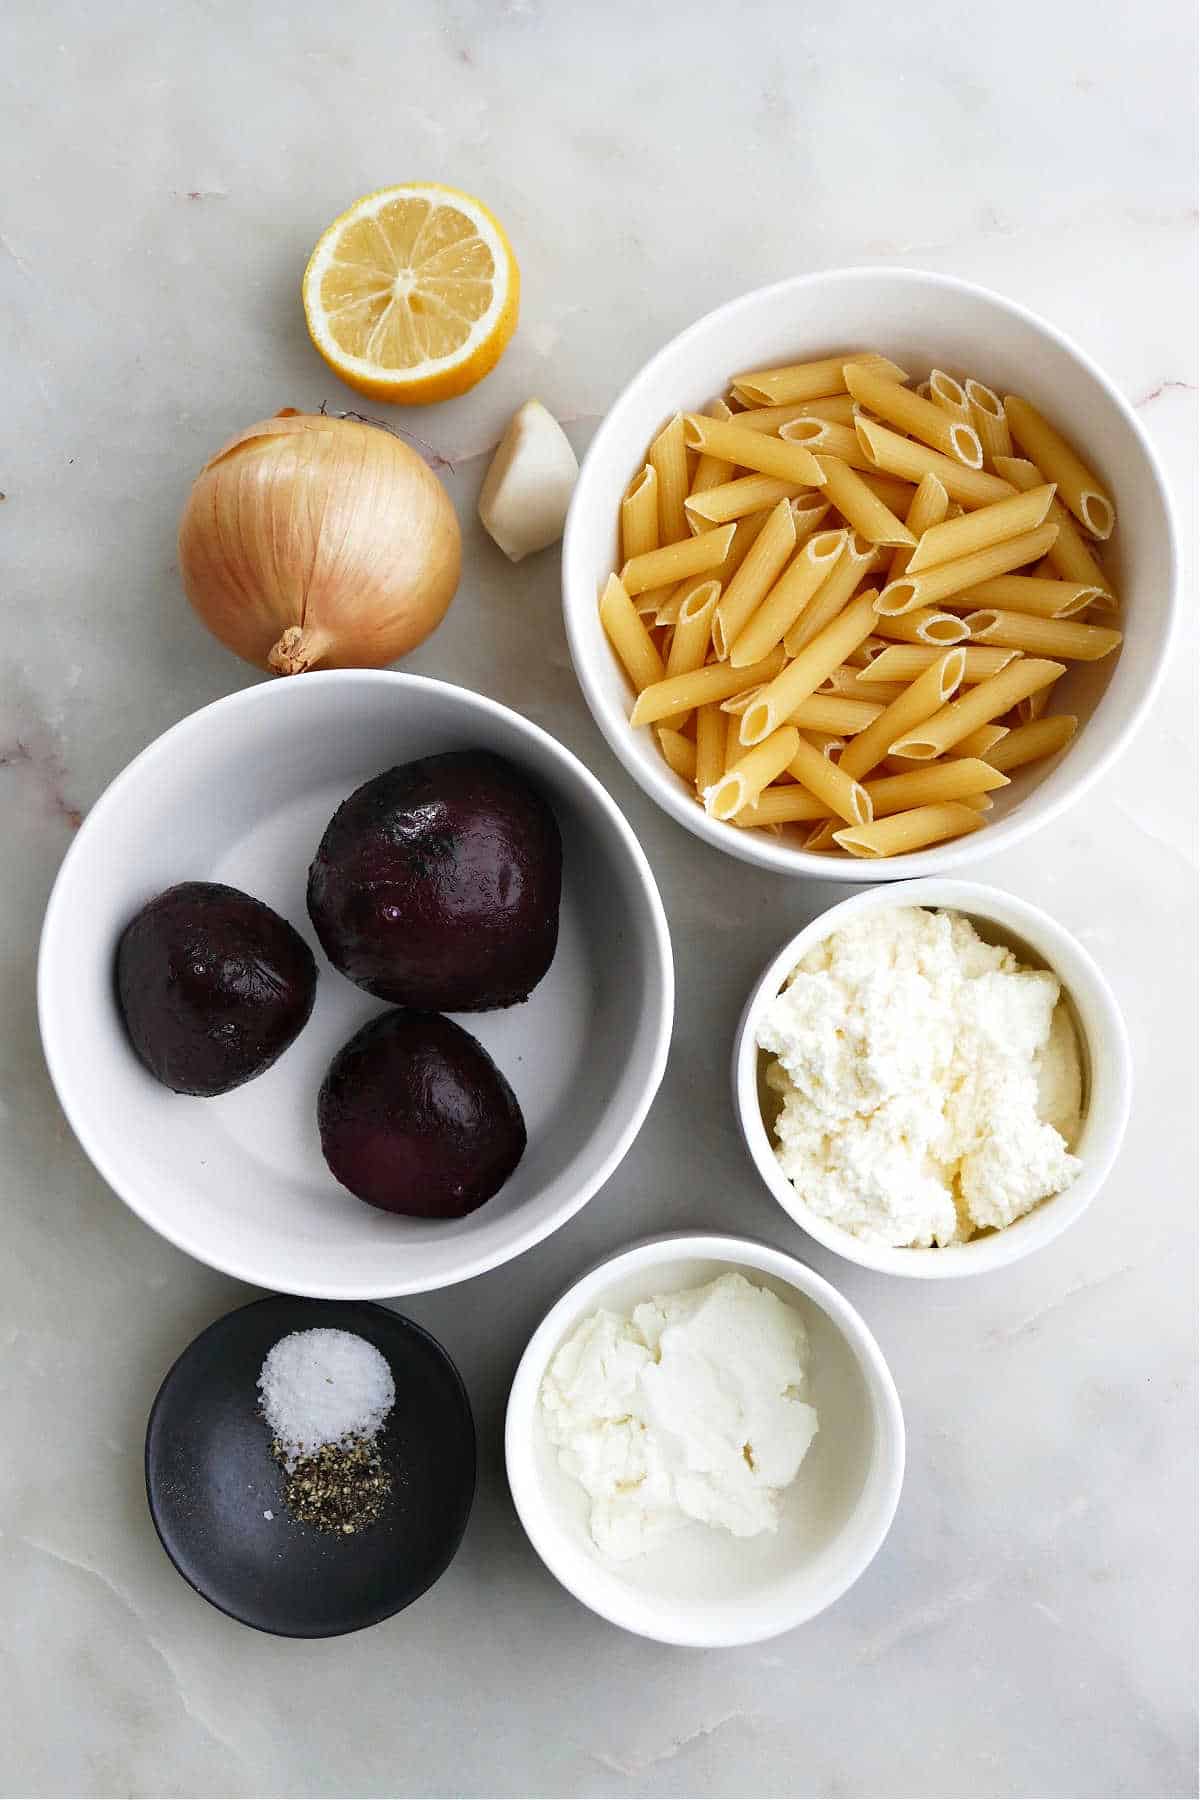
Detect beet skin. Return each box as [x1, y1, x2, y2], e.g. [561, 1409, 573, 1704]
[116, 881, 317, 1095]
[318, 1009, 526, 1218]
[306, 750, 562, 1011]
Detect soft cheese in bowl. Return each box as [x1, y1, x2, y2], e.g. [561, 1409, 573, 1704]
[505, 1234, 904, 1646]
[733, 879, 1132, 1278]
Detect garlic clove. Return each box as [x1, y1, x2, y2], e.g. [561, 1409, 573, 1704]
[478, 400, 579, 562]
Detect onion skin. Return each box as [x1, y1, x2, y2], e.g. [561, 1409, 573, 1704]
[178, 413, 462, 675]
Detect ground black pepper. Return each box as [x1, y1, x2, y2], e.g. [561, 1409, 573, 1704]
[272, 1435, 392, 1535]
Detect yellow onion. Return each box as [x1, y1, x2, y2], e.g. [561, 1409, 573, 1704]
[179, 412, 461, 675]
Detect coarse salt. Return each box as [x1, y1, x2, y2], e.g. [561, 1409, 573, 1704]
[257, 1329, 395, 1471]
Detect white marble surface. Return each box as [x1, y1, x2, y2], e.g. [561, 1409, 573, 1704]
[1, 2, 1196, 1795]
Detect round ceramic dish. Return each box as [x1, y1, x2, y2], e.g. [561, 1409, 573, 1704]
[145, 1296, 475, 1636]
[505, 1233, 904, 1646]
[562, 267, 1177, 878]
[733, 879, 1132, 1276]
[39, 671, 674, 1298]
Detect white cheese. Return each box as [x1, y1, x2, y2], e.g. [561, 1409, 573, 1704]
[757, 907, 1083, 1248]
[540, 1272, 819, 1561]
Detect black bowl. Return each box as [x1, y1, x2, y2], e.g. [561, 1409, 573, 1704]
[145, 1296, 476, 1636]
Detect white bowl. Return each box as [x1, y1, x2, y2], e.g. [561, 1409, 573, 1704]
[38, 672, 674, 1299]
[505, 1232, 904, 1646]
[563, 267, 1178, 878]
[733, 879, 1132, 1277]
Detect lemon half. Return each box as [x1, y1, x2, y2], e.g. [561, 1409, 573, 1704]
[303, 183, 519, 404]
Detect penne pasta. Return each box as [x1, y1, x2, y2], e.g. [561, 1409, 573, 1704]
[656, 726, 697, 782]
[600, 574, 666, 692]
[727, 396, 859, 433]
[648, 414, 689, 544]
[888, 658, 1065, 760]
[906, 485, 1057, 573]
[858, 469, 920, 515]
[665, 580, 721, 678]
[798, 729, 846, 757]
[741, 590, 880, 746]
[727, 527, 846, 667]
[819, 665, 906, 699]
[787, 735, 872, 826]
[724, 709, 746, 774]
[1017, 683, 1055, 725]
[712, 498, 798, 658]
[927, 369, 971, 421]
[730, 350, 908, 407]
[982, 714, 1078, 772]
[993, 456, 1115, 596]
[854, 416, 1015, 507]
[1004, 394, 1115, 538]
[789, 498, 833, 538]
[682, 414, 825, 487]
[942, 573, 1101, 618]
[965, 378, 1012, 466]
[688, 398, 737, 498]
[875, 522, 1060, 613]
[705, 726, 800, 820]
[872, 608, 970, 646]
[863, 758, 1009, 816]
[954, 724, 1010, 758]
[862, 645, 1019, 685]
[963, 609, 1123, 661]
[839, 649, 965, 781]
[844, 362, 984, 468]
[784, 532, 876, 654]
[685, 473, 810, 526]
[735, 786, 828, 829]
[620, 522, 736, 595]
[803, 818, 841, 853]
[620, 465, 659, 563]
[888, 473, 950, 582]
[787, 694, 885, 733]
[780, 417, 878, 473]
[812, 454, 916, 546]
[630, 647, 787, 728]
[711, 508, 771, 588]
[833, 802, 985, 858]
[693, 702, 726, 795]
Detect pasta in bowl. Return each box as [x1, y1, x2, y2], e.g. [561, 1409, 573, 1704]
[562, 269, 1177, 877]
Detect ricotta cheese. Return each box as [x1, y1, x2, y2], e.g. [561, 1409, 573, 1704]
[540, 1272, 819, 1561]
[757, 907, 1083, 1248]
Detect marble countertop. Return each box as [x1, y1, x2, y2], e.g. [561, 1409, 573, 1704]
[1, 2, 1196, 1796]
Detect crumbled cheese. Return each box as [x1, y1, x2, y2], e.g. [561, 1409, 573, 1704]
[540, 1272, 818, 1561]
[757, 907, 1083, 1248]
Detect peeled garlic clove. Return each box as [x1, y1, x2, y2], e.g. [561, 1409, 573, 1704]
[478, 400, 579, 562]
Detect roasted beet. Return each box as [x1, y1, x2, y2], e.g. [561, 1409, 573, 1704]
[306, 750, 562, 1012]
[318, 1009, 526, 1218]
[116, 882, 317, 1096]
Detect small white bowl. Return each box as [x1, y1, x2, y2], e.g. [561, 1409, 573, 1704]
[38, 671, 674, 1299]
[505, 1232, 904, 1646]
[563, 267, 1178, 879]
[733, 880, 1132, 1277]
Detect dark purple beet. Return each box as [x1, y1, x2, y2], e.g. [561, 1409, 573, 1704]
[116, 882, 317, 1096]
[306, 750, 562, 1012]
[318, 1009, 526, 1218]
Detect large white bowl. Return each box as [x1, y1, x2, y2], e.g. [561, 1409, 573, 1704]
[38, 672, 673, 1298]
[505, 1233, 904, 1646]
[733, 879, 1132, 1277]
[563, 267, 1178, 878]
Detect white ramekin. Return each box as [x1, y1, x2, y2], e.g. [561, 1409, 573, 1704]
[505, 1232, 905, 1646]
[732, 879, 1132, 1276]
[563, 267, 1178, 878]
